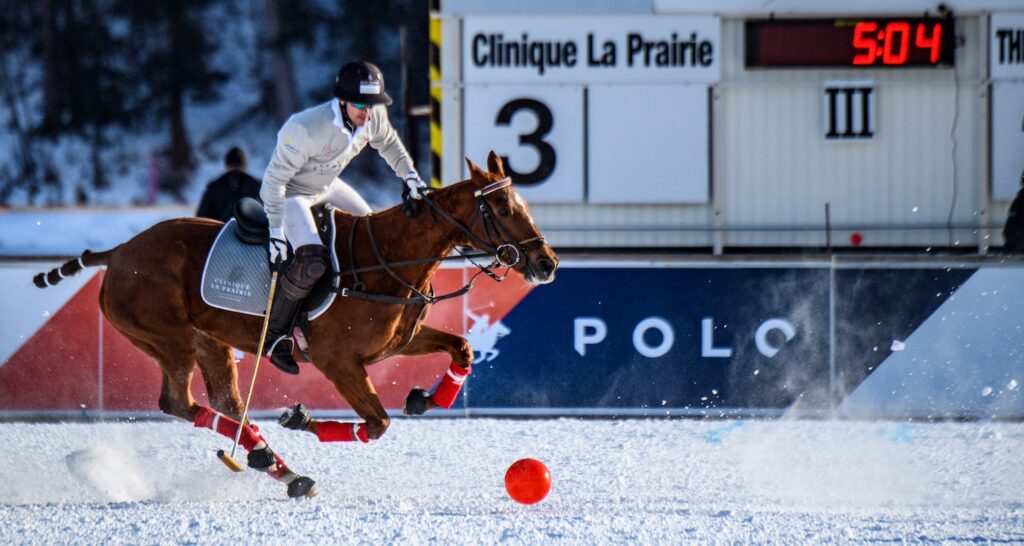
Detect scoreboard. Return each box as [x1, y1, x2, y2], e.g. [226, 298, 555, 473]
[434, 6, 1011, 250]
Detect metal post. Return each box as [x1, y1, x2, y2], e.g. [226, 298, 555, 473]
[400, 26, 419, 165]
[828, 255, 837, 412]
[825, 202, 832, 253]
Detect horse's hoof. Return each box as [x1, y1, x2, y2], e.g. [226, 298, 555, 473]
[403, 387, 430, 416]
[287, 476, 318, 498]
[278, 403, 311, 431]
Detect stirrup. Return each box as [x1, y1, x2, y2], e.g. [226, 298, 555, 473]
[266, 336, 300, 375]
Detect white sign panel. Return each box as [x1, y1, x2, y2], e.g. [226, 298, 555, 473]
[464, 85, 584, 203]
[991, 13, 1024, 80]
[463, 15, 720, 84]
[588, 84, 708, 204]
[992, 82, 1024, 200]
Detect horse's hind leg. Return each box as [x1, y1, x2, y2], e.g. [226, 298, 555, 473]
[192, 330, 243, 420]
[111, 327, 316, 498]
[114, 333, 200, 421]
[97, 255, 314, 496]
[190, 330, 317, 498]
[395, 326, 475, 416]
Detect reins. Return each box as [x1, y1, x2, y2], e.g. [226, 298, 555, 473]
[337, 247, 494, 277]
[423, 177, 548, 274]
[336, 177, 548, 306]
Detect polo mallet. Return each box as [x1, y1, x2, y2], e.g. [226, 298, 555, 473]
[217, 264, 280, 472]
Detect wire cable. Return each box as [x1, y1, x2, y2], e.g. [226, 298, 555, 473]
[946, 31, 963, 248]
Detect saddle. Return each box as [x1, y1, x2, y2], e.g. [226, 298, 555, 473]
[200, 197, 340, 320]
[232, 197, 270, 244]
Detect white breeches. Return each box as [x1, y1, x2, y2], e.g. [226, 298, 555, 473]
[282, 177, 371, 248]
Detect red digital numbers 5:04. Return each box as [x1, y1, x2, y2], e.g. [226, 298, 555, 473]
[744, 17, 954, 69]
[852, 21, 943, 65]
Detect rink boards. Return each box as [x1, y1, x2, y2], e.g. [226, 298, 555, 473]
[1, 260, 1021, 419]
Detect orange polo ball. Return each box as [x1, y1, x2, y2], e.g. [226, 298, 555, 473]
[504, 458, 551, 505]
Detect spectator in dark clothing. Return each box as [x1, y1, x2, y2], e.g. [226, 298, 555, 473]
[196, 147, 262, 222]
[1004, 170, 1024, 253]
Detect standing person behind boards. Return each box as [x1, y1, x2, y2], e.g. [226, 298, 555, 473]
[259, 60, 426, 375]
[196, 146, 263, 222]
[1004, 170, 1024, 253]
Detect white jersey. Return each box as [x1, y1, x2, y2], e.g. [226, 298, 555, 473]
[260, 100, 416, 228]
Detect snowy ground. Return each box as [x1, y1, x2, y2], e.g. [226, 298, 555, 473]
[0, 418, 1021, 545]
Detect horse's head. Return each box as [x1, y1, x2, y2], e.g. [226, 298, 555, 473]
[459, 151, 559, 285]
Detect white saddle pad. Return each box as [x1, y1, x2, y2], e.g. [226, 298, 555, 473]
[200, 217, 339, 319]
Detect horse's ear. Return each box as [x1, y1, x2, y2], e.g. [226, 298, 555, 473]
[486, 151, 506, 177]
[465, 157, 487, 182]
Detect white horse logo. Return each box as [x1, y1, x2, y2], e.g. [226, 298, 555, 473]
[465, 308, 511, 363]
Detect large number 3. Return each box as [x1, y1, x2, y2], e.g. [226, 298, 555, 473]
[495, 98, 556, 185]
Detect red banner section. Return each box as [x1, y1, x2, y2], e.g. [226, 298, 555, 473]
[0, 277, 102, 411]
[0, 268, 533, 414]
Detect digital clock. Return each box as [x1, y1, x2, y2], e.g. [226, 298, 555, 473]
[745, 17, 955, 68]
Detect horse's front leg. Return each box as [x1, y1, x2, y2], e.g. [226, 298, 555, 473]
[401, 324, 474, 364]
[398, 325, 475, 416]
[279, 362, 392, 444]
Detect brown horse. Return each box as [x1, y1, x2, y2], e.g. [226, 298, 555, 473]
[33, 152, 559, 497]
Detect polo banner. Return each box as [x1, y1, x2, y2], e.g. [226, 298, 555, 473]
[2, 262, 1022, 418]
[467, 267, 831, 412]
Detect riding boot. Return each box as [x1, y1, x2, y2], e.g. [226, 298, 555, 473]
[264, 290, 303, 375]
[263, 244, 329, 375]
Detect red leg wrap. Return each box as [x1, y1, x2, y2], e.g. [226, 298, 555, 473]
[315, 421, 369, 443]
[269, 452, 291, 480]
[193, 406, 263, 451]
[432, 362, 471, 409]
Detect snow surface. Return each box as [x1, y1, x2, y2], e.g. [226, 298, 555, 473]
[0, 207, 191, 256]
[1, 418, 1021, 544]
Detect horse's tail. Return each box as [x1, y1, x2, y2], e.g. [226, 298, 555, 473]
[33, 248, 115, 289]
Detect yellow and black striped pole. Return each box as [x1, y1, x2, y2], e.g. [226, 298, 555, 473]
[429, 0, 442, 189]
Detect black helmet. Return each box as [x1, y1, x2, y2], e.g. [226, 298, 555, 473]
[332, 60, 392, 106]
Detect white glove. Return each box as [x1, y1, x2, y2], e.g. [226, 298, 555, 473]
[404, 172, 426, 199]
[268, 227, 288, 264]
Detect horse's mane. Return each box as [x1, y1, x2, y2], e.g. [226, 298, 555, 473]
[332, 176, 478, 222]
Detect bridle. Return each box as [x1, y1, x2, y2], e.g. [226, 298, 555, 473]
[424, 177, 548, 272]
[336, 177, 549, 306]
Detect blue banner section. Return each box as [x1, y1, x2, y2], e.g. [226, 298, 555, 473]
[833, 268, 974, 400]
[836, 267, 1023, 419]
[467, 267, 831, 410]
